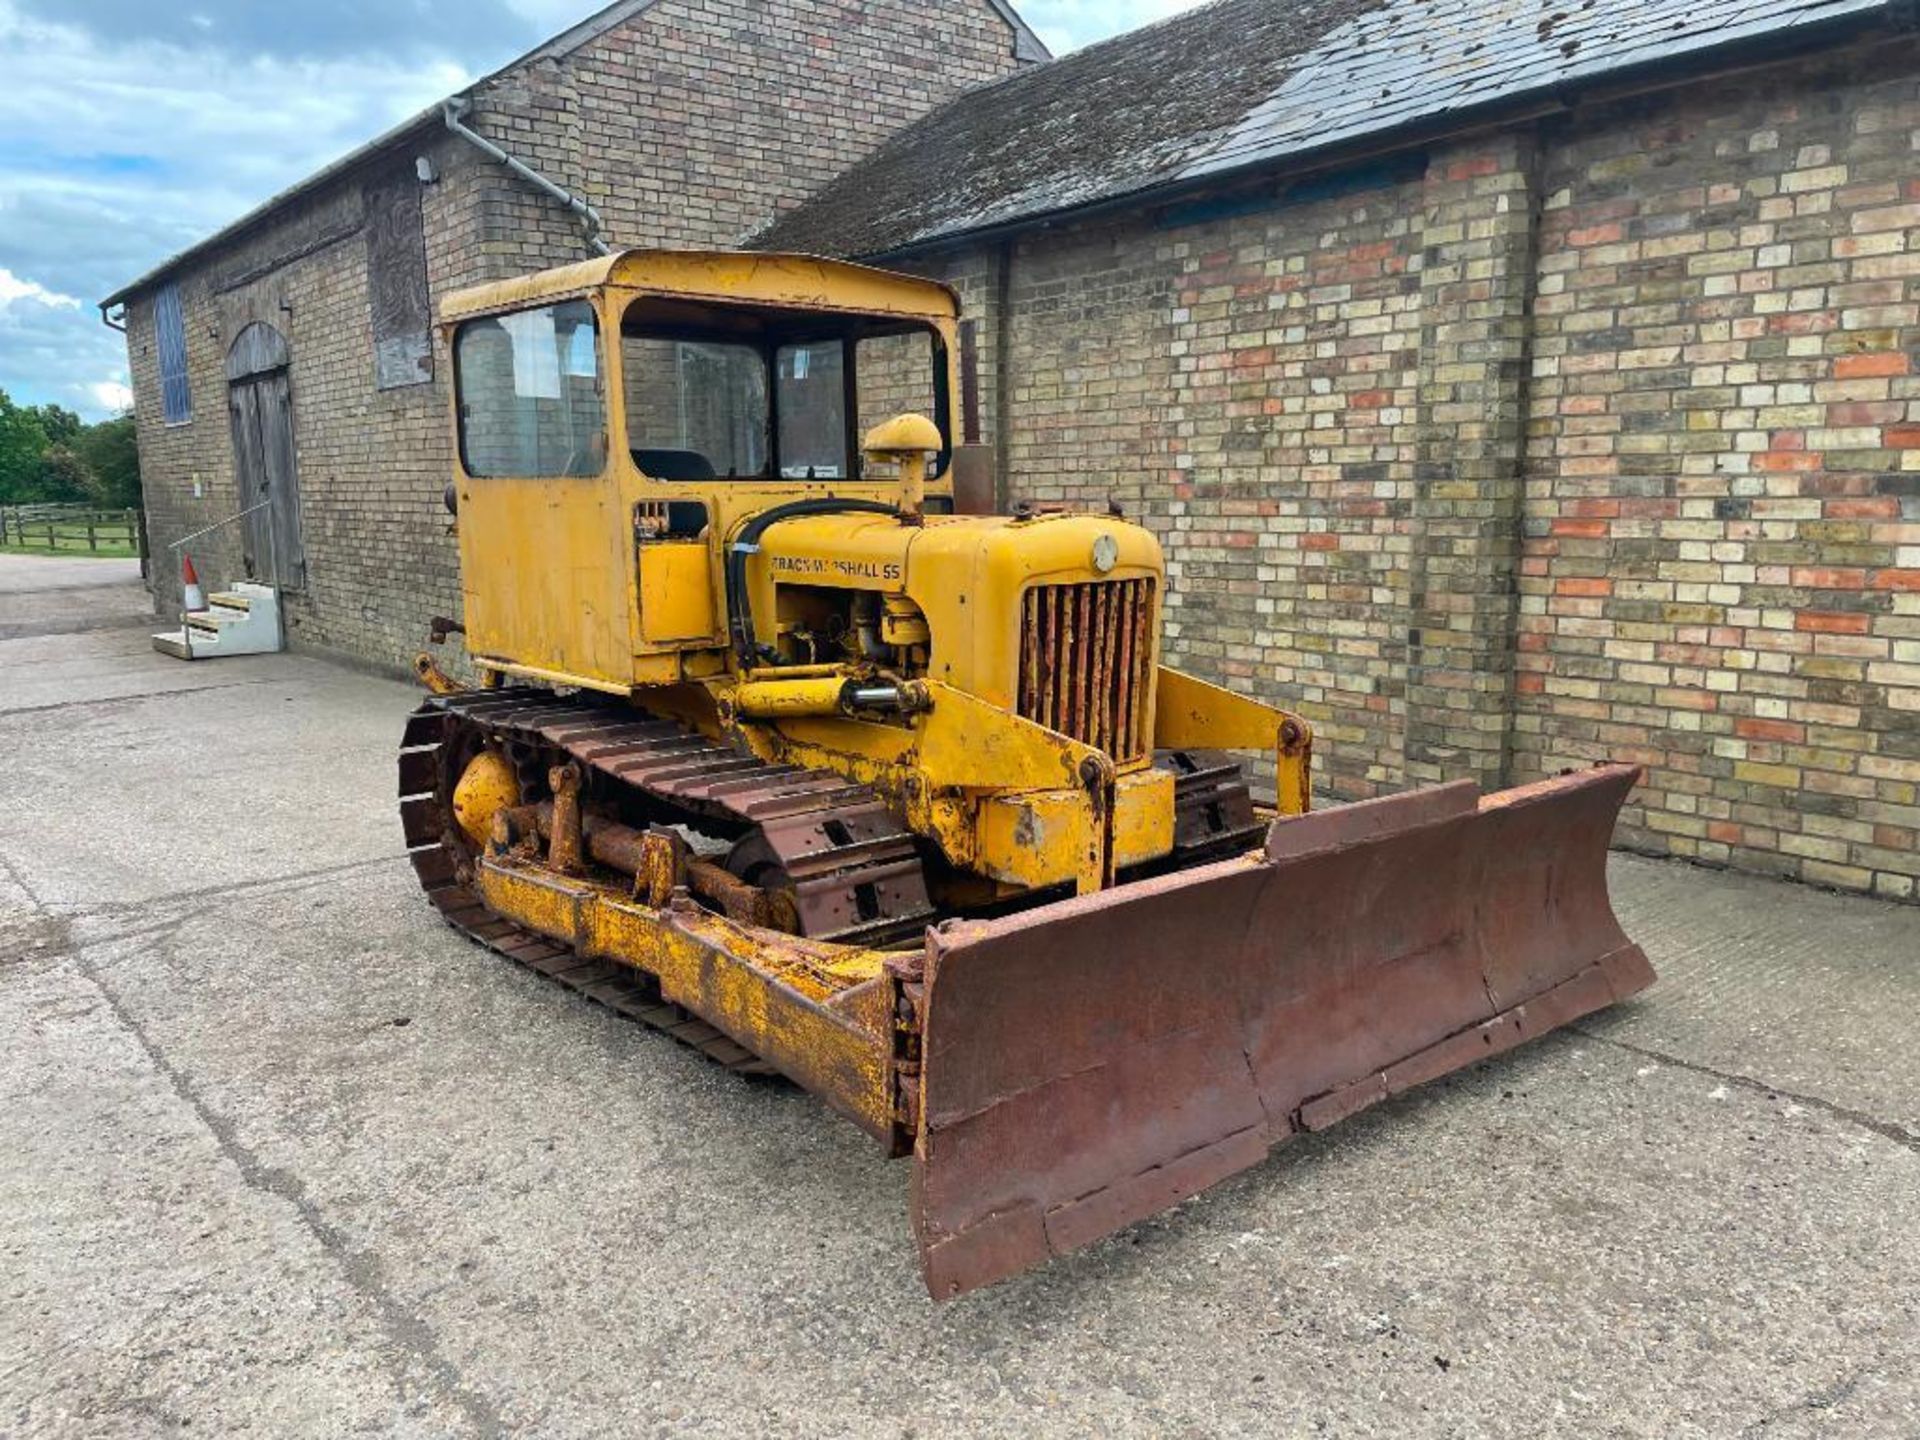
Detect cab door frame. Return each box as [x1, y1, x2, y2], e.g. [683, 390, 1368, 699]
[448, 289, 639, 693]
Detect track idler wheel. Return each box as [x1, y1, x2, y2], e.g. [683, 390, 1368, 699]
[452, 749, 520, 846]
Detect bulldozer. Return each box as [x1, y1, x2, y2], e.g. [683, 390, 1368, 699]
[399, 249, 1653, 1299]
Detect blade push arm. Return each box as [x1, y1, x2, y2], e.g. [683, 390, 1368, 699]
[1152, 666, 1314, 813]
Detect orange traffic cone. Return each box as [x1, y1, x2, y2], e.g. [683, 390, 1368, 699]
[181, 553, 206, 612]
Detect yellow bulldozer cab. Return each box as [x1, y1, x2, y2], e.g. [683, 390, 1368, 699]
[441, 251, 962, 694]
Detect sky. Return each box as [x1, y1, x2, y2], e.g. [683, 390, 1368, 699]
[0, 0, 1207, 422]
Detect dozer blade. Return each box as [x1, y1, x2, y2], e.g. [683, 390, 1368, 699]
[911, 764, 1653, 1299]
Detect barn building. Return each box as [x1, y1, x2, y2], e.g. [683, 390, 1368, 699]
[107, 0, 1920, 901]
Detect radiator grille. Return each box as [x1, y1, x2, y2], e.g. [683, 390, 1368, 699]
[1017, 578, 1156, 760]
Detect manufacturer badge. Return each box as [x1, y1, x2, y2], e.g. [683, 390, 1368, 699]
[1091, 534, 1119, 574]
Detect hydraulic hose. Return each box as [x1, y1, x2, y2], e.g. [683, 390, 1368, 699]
[726, 499, 901, 667]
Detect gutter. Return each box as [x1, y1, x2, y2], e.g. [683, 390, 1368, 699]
[442, 98, 611, 257]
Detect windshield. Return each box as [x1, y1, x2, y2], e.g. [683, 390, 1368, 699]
[624, 336, 768, 479]
[621, 302, 948, 482]
[775, 340, 846, 478]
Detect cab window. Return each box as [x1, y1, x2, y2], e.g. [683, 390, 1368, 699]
[621, 294, 949, 483]
[776, 340, 847, 479]
[623, 336, 768, 480]
[855, 330, 938, 445]
[454, 300, 604, 477]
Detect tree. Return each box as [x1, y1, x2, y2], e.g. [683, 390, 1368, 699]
[29, 403, 82, 450]
[74, 414, 142, 509]
[0, 389, 141, 509]
[35, 447, 96, 505]
[0, 389, 50, 505]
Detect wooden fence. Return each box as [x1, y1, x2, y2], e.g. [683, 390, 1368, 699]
[0, 504, 147, 559]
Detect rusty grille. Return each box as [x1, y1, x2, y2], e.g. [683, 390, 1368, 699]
[1017, 578, 1156, 760]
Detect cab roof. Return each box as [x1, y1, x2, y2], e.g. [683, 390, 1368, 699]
[438, 248, 960, 326]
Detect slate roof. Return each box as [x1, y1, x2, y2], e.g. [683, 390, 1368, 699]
[756, 0, 1898, 258]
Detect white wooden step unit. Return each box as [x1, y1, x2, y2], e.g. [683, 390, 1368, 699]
[152, 582, 283, 659]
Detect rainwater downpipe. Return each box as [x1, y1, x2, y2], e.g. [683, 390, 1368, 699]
[442, 97, 611, 257]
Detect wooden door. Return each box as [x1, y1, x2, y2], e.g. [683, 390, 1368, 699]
[226, 322, 304, 590]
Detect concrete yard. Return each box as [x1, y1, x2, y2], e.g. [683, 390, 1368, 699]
[1, 554, 1915, 1439]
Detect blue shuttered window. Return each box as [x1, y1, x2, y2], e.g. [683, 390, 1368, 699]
[154, 283, 191, 424]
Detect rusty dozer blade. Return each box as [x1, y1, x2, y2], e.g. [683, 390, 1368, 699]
[911, 764, 1654, 1299]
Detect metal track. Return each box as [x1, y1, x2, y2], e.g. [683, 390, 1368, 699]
[398, 687, 940, 1068]
[398, 699, 776, 1070]
[424, 688, 936, 943]
[1159, 748, 1265, 865]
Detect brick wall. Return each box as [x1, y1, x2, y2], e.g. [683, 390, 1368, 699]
[1521, 50, 1920, 900]
[122, 12, 1920, 896]
[125, 0, 1032, 674]
[452, 0, 1027, 284]
[909, 164, 1432, 802]
[902, 46, 1918, 897]
[1405, 135, 1539, 792]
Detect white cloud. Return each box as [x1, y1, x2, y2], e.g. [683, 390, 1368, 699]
[87, 378, 133, 412]
[0, 266, 79, 310]
[11, 0, 537, 63]
[501, 0, 597, 31]
[0, 0, 487, 418]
